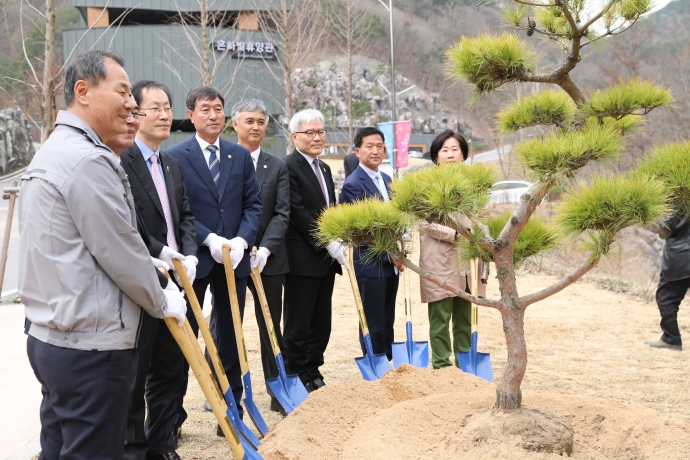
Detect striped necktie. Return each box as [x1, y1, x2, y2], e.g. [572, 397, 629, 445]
[207, 144, 220, 189]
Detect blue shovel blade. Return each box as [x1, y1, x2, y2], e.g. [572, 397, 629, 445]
[392, 322, 429, 369]
[276, 352, 309, 408]
[243, 371, 269, 436]
[220, 414, 263, 458]
[225, 389, 261, 449]
[242, 446, 264, 460]
[457, 331, 493, 383]
[266, 376, 296, 413]
[355, 334, 392, 381]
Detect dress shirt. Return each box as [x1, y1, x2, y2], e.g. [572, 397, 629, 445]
[250, 147, 260, 170]
[298, 149, 329, 206]
[358, 164, 389, 201]
[135, 138, 165, 186]
[195, 133, 221, 167]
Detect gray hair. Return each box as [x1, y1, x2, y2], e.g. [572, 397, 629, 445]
[231, 99, 268, 122]
[64, 50, 125, 107]
[289, 109, 324, 133]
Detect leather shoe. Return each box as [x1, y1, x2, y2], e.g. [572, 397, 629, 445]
[304, 380, 316, 393]
[147, 452, 181, 460]
[270, 396, 287, 416]
[312, 377, 326, 389]
[203, 400, 212, 412]
[647, 339, 682, 351]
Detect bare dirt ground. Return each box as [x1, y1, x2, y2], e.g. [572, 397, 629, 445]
[176, 240, 690, 459]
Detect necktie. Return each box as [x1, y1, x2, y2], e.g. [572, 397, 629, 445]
[149, 154, 178, 251]
[312, 158, 327, 203]
[207, 144, 220, 189]
[375, 174, 390, 201]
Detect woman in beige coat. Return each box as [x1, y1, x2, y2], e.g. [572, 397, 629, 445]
[419, 130, 483, 369]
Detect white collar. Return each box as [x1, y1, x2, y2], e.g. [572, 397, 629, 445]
[195, 133, 220, 152]
[297, 149, 319, 165]
[358, 163, 381, 181]
[250, 147, 261, 163]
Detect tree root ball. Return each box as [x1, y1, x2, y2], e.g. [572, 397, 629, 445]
[447, 407, 574, 457]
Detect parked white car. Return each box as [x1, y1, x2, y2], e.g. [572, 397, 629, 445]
[489, 180, 538, 204]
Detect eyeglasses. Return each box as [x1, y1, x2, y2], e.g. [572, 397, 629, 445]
[141, 107, 174, 115]
[129, 111, 146, 119]
[294, 129, 327, 139]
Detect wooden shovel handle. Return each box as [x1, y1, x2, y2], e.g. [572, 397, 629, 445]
[171, 259, 231, 393]
[346, 247, 370, 334]
[221, 245, 250, 375]
[158, 268, 244, 458]
[249, 248, 282, 359]
[470, 258, 479, 332]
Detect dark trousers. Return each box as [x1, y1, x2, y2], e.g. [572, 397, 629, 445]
[27, 336, 133, 460]
[125, 316, 184, 459]
[175, 262, 247, 427]
[357, 275, 399, 360]
[283, 266, 337, 384]
[656, 273, 690, 346]
[248, 273, 285, 388]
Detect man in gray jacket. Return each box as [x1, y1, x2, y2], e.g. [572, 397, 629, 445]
[18, 50, 187, 459]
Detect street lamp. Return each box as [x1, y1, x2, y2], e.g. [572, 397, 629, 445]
[377, 0, 396, 122]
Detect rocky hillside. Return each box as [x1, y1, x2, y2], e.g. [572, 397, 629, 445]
[292, 56, 478, 140]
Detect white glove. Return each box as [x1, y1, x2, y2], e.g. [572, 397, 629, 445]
[174, 255, 198, 285]
[158, 246, 185, 269]
[326, 241, 350, 270]
[205, 234, 247, 269]
[165, 278, 181, 292]
[251, 247, 270, 273]
[151, 257, 170, 272]
[163, 288, 187, 326]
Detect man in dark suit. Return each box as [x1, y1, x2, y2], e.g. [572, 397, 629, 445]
[167, 87, 262, 433]
[343, 149, 358, 178]
[647, 206, 690, 351]
[339, 127, 403, 360]
[283, 109, 349, 392]
[231, 98, 291, 414]
[119, 81, 197, 460]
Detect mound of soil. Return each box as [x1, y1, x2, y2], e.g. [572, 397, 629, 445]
[258, 366, 690, 459]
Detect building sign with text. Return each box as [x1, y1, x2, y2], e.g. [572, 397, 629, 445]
[213, 40, 276, 59]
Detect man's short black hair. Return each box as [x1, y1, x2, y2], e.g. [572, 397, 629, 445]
[354, 127, 385, 148]
[131, 80, 172, 107]
[186, 86, 225, 111]
[429, 129, 469, 164]
[64, 50, 125, 107]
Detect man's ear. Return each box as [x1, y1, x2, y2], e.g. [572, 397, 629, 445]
[73, 80, 91, 107]
[353, 147, 361, 158]
[232, 120, 239, 130]
[186, 109, 194, 123]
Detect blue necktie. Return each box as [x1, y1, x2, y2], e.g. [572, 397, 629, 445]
[207, 145, 220, 189]
[375, 174, 389, 201]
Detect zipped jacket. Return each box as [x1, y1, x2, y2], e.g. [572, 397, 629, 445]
[18, 110, 168, 351]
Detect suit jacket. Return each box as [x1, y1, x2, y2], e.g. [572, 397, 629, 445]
[121, 143, 197, 258]
[254, 148, 290, 276]
[284, 149, 342, 277]
[343, 152, 359, 178]
[166, 136, 262, 279]
[661, 207, 690, 281]
[339, 165, 395, 278]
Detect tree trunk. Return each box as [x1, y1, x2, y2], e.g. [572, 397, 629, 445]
[41, 0, 56, 143]
[200, 0, 211, 86]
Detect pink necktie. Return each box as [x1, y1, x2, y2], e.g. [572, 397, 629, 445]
[150, 154, 178, 251]
[312, 158, 327, 202]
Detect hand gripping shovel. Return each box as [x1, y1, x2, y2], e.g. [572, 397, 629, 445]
[222, 245, 270, 437]
[346, 247, 393, 381]
[456, 258, 493, 383]
[391, 265, 429, 369]
[159, 268, 262, 459]
[249, 253, 308, 413]
[170, 260, 262, 449]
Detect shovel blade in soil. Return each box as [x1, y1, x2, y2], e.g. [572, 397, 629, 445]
[356, 334, 393, 381]
[457, 331, 494, 383]
[266, 352, 308, 413]
[392, 321, 430, 369]
[225, 389, 261, 449]
[243, 371, 269, 436]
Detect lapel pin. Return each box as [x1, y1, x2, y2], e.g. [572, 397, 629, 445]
[228, 154, 232, 159]
[263, 165, 267, 168]
[323, 168, 326, 172]
[166, 166, 170, 171]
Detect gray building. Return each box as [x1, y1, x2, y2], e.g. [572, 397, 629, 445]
[63, 0, 287, 153]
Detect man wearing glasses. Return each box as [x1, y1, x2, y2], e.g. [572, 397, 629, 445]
[283, 109, 349, 392]
[120, 81, 197, 460]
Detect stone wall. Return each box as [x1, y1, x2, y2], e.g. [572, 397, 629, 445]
[0, 108, 35, 175]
